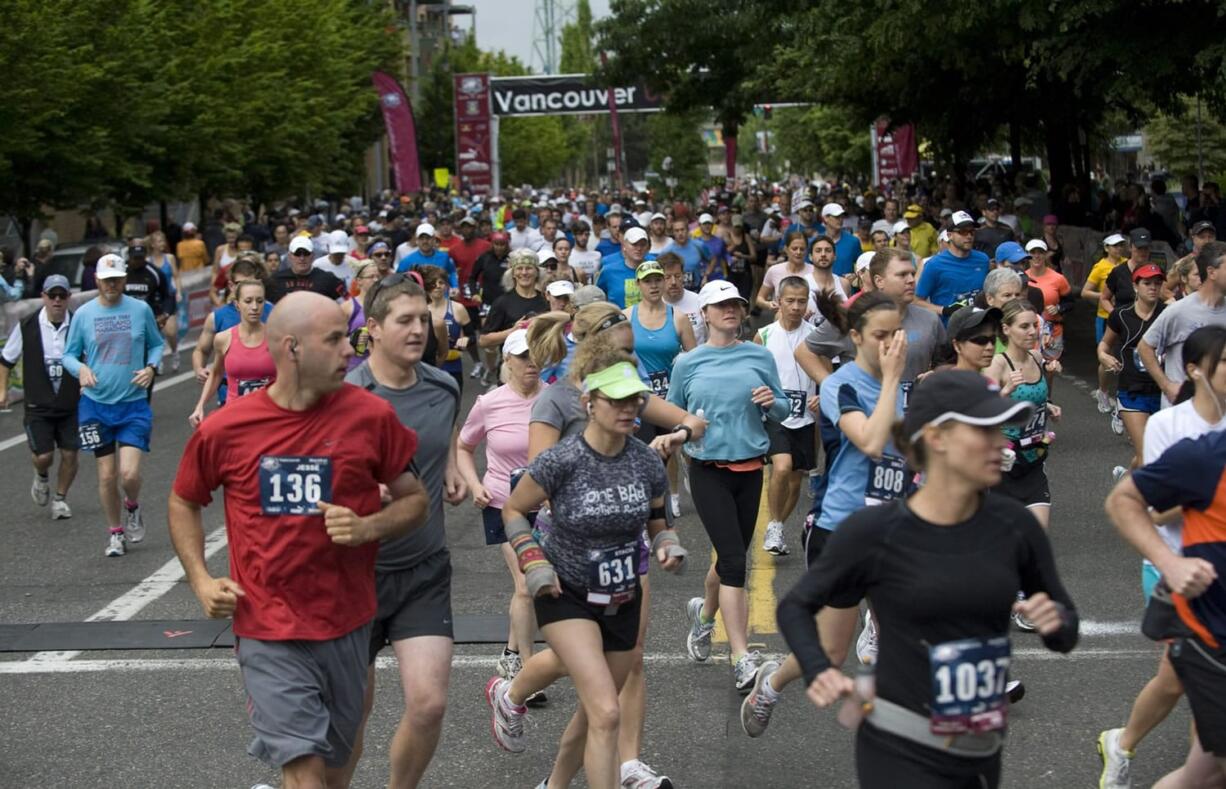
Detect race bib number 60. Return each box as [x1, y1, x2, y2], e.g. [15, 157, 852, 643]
[259, 455, 333, 516]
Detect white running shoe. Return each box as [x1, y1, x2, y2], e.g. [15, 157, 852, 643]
[1111, 410, 1125, 435]
[485, 677, 526, 753]
[740, 660, 781, 737]
[1097, 727, 1133, 788]
[620, 758, 673, 789]
[857, 611, 879, 666]
[669, 493, 681, 519]
[496, 649, 523, 680]
[156, 359, 165, 375]
[1095, 389, 1112, 413]
[733, 650, 764, 695]
[50, 499, 72, 520]
[171, 352, 181, 372]
[1112, 466, 1128, 483]
[31, 473, 50, 507]
[763, 521, 789, 556]
[125, 503, 146, 543]
[470, 361, 486, 379]
[105, 532, 126, 557]
[685, 597, 714, 662]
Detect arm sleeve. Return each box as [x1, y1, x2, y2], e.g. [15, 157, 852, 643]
[526, 443, 563, 498]
[1016, 514, 1080, 653]
[915, 261, 937, 300]
[1, 322, 22, 367]
[143, 304, 165, 368]
[172, 427, 220, 505]
[1142, 307, 1170, 354]
[530, 389, 565, 429]
[1132, 437, 1222, 512]
[458, 395, 488, 446]
[777, 517, 877, 684]
[62, 315, 86, 378]
[1106, 308, 1122, 335]
[468, 258, 484, 290]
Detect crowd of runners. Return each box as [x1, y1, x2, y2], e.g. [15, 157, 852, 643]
[4, 175, 1226, 788]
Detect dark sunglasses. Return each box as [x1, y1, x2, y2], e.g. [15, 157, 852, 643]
[45, 291, 69, 300]
[959, 334, 996, 346]
[290, 249, 312, 257]
[367, 271, 424, 310]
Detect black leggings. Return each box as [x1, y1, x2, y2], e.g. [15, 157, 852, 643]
[856, 723, 1001, 789]
[687, 460, 762, 588]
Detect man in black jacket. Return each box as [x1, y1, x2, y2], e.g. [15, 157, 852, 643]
[0, 275, 80, 519]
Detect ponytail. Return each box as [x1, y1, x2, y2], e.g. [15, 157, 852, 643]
[815, 290, 897, 337]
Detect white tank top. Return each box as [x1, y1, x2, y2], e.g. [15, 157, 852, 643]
[758, 319, 816, 428]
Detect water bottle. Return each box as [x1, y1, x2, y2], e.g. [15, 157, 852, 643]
[689, 409, 705, 454]
[836, 664, 876, 730]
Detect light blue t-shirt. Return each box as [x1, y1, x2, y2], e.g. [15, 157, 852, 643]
[815, 362, 906, 532]
[828, 232, 862, 277]
[915, 248, 991, 311]
[667, 342, 789, 461]
[63, 295, 164, 404]
[397, 249, 458, 288]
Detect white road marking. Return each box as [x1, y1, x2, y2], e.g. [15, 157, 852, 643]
[0, 341, 198, 453]
[25, 525, 228, 664]
[0, 646, 1160, 675]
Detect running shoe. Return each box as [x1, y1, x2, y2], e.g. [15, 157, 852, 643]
[621, 758, 673, 789]
[740, 660, 781, 738]
[856, 611, 878, 666]
[156, 359, 165, 375]
[1012, 591, 1036, 632]
[105, 532, 126, 557]
[171, 352, 181, 372]
[685, 597, 714, 662]
[125, 503, 146, 543]
[1006, 679, 1025, 703]
[763, 521, 789, 556]
[1095, 389, 1112, 413]
[484, 677, 526, 753]
[1112, 466, 1128, 483]
[533, 781, 548, 789]
[496, 649, 523, 679]
[1111, 410, 1125, 435]
[1096, 727, 1133, 789]
[50, 498, 72, 520]
[470, 361, 485, 379]
[669, 493, 681, 519]
[31, 473, 50, 507]
[733, 650, 764, 695]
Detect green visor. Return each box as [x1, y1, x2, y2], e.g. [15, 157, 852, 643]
[583, 362, 650, 399]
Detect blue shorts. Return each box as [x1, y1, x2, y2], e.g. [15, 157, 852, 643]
[1095, 316, 1106, 344]
[77, 397, 153, 455]
[1142, 561, 1161, 604]
[1119, 391, 1161, 414]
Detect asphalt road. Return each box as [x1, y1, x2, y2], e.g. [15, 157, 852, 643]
[0, 305, 1200, 788]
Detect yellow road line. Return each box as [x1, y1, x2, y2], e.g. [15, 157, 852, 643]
[712, 471, 778, 643]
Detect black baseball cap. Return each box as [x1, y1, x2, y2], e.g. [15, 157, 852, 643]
[1129, 228, 1152, 248]
[1191, 220, 1217, 236]
[946, 306, 1002, 341]
[903, 369, 1033, 443]
[128, 243, 147, 258]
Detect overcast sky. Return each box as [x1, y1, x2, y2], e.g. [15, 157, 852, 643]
[467, 0, 611, 70]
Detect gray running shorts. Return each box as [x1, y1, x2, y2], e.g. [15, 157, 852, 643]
[236, 623, 372, 769]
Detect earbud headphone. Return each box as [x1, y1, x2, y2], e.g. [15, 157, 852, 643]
[289, 339, 299, 360]
[586, 402, 594, 416]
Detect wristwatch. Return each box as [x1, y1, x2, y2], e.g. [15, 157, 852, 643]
[670, 424, 693, 443]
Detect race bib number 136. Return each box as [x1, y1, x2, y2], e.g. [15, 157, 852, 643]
[259, 455, 333, 516]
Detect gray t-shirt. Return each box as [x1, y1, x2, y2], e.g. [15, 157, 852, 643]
[530, 379, 585, 440]
[1144, 291, 1226, 401]
[528, 434, 669, 589]
[804, 303, 946, 382]
[346, 360, 459, 572]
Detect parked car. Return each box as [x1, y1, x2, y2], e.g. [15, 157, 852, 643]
[48, 239, 126, 288]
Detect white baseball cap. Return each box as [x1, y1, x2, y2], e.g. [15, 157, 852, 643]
[1024, 239, 1049, 253]
[698, 279, 748, 308]
[950, 211, 976, 229]
[870, 219, 894, 237]
[96, 254, 127, 280]
[537, 247, 558, 265]
[650, 212, 667, 222]
[181, 221, 197, 232]
[855, 251, 876, 274]
[416, 223, 436, 238]
[546, 279, 575, 298]
[892, 220, 910, 236]
[821, 202, 845, 218]
[698, 213, 715, 225]
[328, 231, 351, 254]
[1103, 233, 1126, 247]
[624, 227, 649, 245]
[502, 328, 530, 356]
[289, 236, 314, 254]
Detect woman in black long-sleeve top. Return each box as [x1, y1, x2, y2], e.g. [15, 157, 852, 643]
[777, 369, 1080, 789]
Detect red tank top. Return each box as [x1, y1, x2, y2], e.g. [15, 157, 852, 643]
[224, 325, 276, 402]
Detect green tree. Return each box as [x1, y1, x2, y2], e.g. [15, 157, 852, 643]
[645, 111, 707, 199]
[1146, 97, 1226, 185]
[740, 106, 871, 182]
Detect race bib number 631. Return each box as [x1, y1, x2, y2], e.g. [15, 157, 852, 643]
[259, 455, 333, 516]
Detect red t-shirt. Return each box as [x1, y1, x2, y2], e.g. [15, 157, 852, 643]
[173, 384, 418, 641]
[449, 238, 491, 305]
